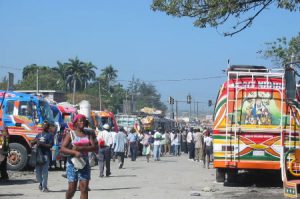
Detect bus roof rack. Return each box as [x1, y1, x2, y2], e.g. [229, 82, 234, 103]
[228, 65, 267, 73]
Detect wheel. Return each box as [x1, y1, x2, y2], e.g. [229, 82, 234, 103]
[216, 168, 226, 182]
[7, 143, 28, 171]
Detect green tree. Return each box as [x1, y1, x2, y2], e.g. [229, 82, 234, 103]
[53, 61, 69, 91]
[100, 65, 118, 92]
[15, 65, 61, 90]
[151, 0, 300, 36]
[128, 77, 167, 113]
[263, 32, 300, 66]
[82, 62, 97, 89]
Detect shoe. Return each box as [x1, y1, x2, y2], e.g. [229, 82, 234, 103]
[42, 188, 49, 192]
[39, 184, 42, 191]
[99, 175, 104, 178]
[106, 172, 111, 177]
[61, 174, 67, 178]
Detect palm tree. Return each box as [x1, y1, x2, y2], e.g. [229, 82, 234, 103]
[100, 65, 118, 92]
[82, 62, 97, 89]
[53, 61, 69, 91]
[64, 57, 86, 104]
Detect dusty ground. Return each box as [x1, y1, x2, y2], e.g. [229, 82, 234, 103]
[0, 154, 284, 199]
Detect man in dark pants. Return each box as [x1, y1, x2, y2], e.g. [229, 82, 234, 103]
[127, 128, 138, 161]
[0, 156, 9, 180]
[0, 127, 9, 180]
[97, 124, 113, 177]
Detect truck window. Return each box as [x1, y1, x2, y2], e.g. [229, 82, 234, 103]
[18, 101, 37, 119]
[39, 100, 53, 122]
[5, 100, 14, 115]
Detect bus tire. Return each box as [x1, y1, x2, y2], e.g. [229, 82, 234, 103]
[7, 143, 28, 171]
[216, 168, 226, 182]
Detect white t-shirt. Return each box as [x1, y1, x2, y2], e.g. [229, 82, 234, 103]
[204, 136, 213, 147]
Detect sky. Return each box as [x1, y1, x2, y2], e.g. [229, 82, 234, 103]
[0, 1, 300, 113]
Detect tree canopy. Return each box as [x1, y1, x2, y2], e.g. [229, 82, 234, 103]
[263, 32, 300, 66]
[7, 59, 167, 114]
[151, 0, 300, 36]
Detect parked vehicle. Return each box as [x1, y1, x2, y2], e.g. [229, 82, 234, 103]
[0, 91, 53, 170]
[212, 65, 300, 193]
[91, 110, 118, 132]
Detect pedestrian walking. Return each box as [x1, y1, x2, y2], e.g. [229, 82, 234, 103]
[31, 121, 54, 192]
[143, 131, 154, 162]
[127, 128, 139, 161]
[164, 131, 171, 155]
[60, 114, 97, 199]
[194, 128, 204, 162]
[0, 126, 9, 181]
[203, 130, 213, 169]
[160, 131, 166, 156]
[153, 128, 162, 161]
[97, 124, 113, 177]
[181, 128, 188, 153]
[114, 127, 127, 169]
[187, 128, 195, 160]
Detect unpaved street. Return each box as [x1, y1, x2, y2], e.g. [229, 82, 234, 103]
[0, 154, 284, 199]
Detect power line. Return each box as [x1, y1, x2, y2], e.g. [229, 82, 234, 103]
[117, 75, 225, 83]
[0, 66, 23, 70]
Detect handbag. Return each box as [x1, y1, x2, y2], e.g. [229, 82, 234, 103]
[36, 147, 46, 165]
[29, 147, 46, 166]
[29, 147, 37, 167]
[69, 131, 86, 170]
[71, 156, 86, 170]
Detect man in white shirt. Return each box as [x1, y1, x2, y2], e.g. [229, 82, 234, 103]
[97, 124, 113, 177]
[114, 127, 127, 169]
[186, 128, 195, 160]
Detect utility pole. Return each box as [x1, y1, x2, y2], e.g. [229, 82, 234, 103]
[99, 81, 102, 111]
[36, 68, 39, 94]
[72, 75, 76, 105]
[175, 100, 178, 122]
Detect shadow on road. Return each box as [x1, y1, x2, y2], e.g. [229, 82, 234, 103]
[109, 175, 137, 178]
[0, 193, 24, 197]
[93, 186, 141, 191]
[224, 170, 282, 188]
[0, 179, 36, 186]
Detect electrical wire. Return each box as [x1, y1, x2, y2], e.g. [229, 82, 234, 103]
[117, 75, 225, 83]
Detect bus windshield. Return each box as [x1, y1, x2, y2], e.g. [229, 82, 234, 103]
[39, 100, 53, 123]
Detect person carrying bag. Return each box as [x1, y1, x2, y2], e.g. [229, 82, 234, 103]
[60, 114, 97, 199]
[31, 121, 53, 192]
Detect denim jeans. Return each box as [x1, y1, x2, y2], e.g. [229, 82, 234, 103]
[129, 142, 137, 161]
[35, 155, 50, 189]
[153, 145, 161, 160]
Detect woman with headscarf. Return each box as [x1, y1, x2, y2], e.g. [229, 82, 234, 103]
[60, 114, 97, 199]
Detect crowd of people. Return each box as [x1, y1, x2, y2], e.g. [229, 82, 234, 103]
[1, 114, 214, 199]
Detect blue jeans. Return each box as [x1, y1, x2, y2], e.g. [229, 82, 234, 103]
[130, 142, 137, 161]
[153, 145, 161, 160]
[35, 155, 50, 189]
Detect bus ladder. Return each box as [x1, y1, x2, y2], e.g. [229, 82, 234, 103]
[225, 69, 285, 168]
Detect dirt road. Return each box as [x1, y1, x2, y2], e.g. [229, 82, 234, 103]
[0, 154, 284, 199]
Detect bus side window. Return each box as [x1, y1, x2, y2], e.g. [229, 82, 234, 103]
[5, 100, 14, 115]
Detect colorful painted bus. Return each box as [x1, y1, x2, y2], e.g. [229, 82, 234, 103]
[0, 91, 53, 170]
[212, 65, 300, 189]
